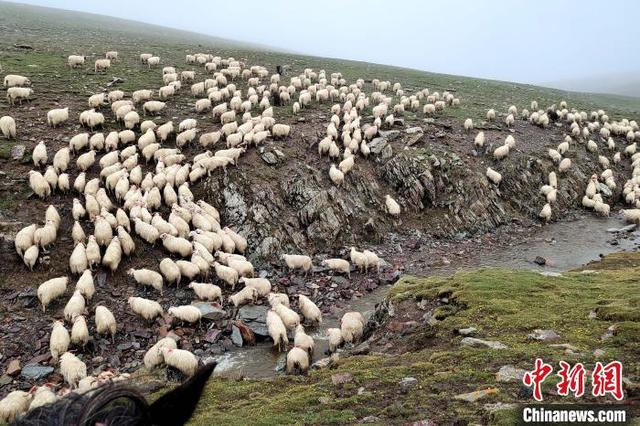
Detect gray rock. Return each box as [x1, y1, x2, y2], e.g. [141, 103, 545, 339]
[378, 130, 401, 140]
[261, 152, 278, 165]
[399, 377, 418, 392]
[331, 372, 353, 386]
[496, 365, 526, 382]
[223, 184, 247, 224]
[231, 325, 243, 347]
[527, 329, 560, 341]
[236, 305, 268, 337]
[360, 416, 381, 423]
[393, 118, 404, 126]
[458, 327, 477, 336]
[369, 137, 393, 160]
[11, 145, 25, 160]
[0, 375, 12, 386]
[192, 302, 227, 321]
[311, 357, 332, 370]
[405, 127, 423, 135]
[607, 224, 636, 233]
[20, 364, 54, 380]
[598, 183, 612, 197]
[461, 337, 507, 349]
[484, 402, 517, 413]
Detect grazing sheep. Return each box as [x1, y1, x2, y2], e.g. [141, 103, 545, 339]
[239, 277, 271, 297]
[539, 203, 552, 222]
[38, 276, 68, 312]
[559, 158, 572, 173]
[3, 74, 30, 87]
[60, 352, 87, 388]
[188, 282, 221, 301]
[273, 302, 300, 330]
[321, 258, 350, 277]
[486, 109, 496, 121]
[474, 131, 485, 148]
[298, 295, 322, 324]
[463, 118, 473, 131]
[135, 218, 160, 244]
[329, 164, 344, 186]
[341, 311, 365, 344]
[161, 347, 198, 377]
[161, 233, 193, 257]
[14, 223, 36, 257]
[143, 337, 177, 369]
[69, 242, 88, 275]
[94, 58, 111, 72]
[176, 260, 201, 282]
[64, 290, 85, 321]
[494, 144, 510, 160]
[75, 269, 95, 300]
[505, 114, 515, 127]
[266, 310, 288, 351]
[49, 320, 70, 362]
[128, 296, 163, 321]
[229, 285, 258, 307]
[168, 305, 202, 324]
[95, 305, 116, 341]
[486, 167, 502, 185]
[102, 236, 122, 272]
[286, 347, 309, 375]
[23, 245, 39, 270]
[6, 87, 33, 105]
[327, 328, 343, 353]
[0, 115, 17, 139]
[272, 124, 291, 139]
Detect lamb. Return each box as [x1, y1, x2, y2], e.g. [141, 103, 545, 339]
[286, 347, 309, 375]
[229, 285, 258, 307]
[272, 124, 291, 139]
[38, 276, 68, 312]
[161, 347, 198, 377]
[102, 236, 122, 272]
[95, 305, 117, 341]
[486, 167, 502, 185]
[282, 254, 313, 274]
[143, 337, 177, 369]
[188, 282, 221, 301]
[128, 268, 164, 295]
[294, 324, 315, 356]
[273, 301, 300, 330]
[50, 320, 70, 361]
[321, 258, 350, 277]
[341, 311, 365, 344]
[238, 277, 271, 297]
[539, 203, 552, 222]
[71, 315, 89, 347]
[23, 245, 39, 270]
[69, 242, 88, 275]
[60, 352, 87, 388]
[168, 305, 202, 324]
[0, 391, 32, 423]
[494, 144, 510, 160]
[298, 294, 322, 324]
[0, 115, 17, 139]
[327, 328, 344, 353]
[47, 107, 69, 127]
[128, 296, 163, 321]
[266, 310, 288, 351]
[75, 269, 95, 300]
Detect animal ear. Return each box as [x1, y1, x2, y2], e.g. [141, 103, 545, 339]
[148, 362, 216, 426]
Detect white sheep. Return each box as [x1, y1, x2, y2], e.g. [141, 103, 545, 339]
[286, 347, 309, 375]
[64, 290, 85, 321]
[494, 144, 510, 160]
[273, 301, 300, 330]
[239, 277, 271, 297]
[128, 296, 163, 321]
[0, 391, 32, 424]
[75, 269, 95, 300]
[266, 309, 288, 351]
[47, 107, 70, 127]
[23, 245, 39, 270]
[486, 167, 502, 185]
[385, 194, 401, 216]
[128, 268, 164, 295]
[229, 285, 258, 307]
[298, 294, 322, 324]
[69, 242, 88, 275]
[539, 203, 552, 222]
[0, 115, 17, 139]
[6, 87, 33, 105]
[50, 320, 70, 361]
[167, 304, 202, 324]
[95, 305, 117, 341]
[188, 282, 221, 301]
[294, 324, 315, 356]
[486, 109, 496, 121]
[3, 74, 30, 87]
[559, 158, 572, 173]
[60, 352, 87, 388]
[341, 311, 365, 344]
[28, 386, 57, 410]
[38, 276, 68, 312]
[71, 315, 89, 347]
[282, 254, 313, 274]
[162, 347, 198, 376]
[327, 328, 343, 353]
[102, 236, 122, 272]
[272, 124, 291, 139]
[144, 337, 177, 369]
[321, 258, 350, 277]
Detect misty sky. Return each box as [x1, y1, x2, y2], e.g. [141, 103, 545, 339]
[10, 0, 640, 87]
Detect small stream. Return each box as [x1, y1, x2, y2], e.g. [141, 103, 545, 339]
[212, 215, 639, 378]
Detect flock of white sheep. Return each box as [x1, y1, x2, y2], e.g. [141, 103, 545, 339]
[0, 49, 410, 422]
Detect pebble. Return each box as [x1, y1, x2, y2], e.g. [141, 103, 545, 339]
[457, 327, 477, 336]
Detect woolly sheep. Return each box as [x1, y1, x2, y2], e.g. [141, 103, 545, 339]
[286, 347, 309, 375]
[50, 320, 70, 361]
[6, 87, 33, 105]
[266, 310, 288, 351]
[294, 324, 315, 356]
[143, 337, 177, 369]
[0, 391, 32, 423]
[95, 305, 116, 341]
[75, 269, 95, 300]
[0, 115, 17, 139]
[559, 158, 572, 173]
[341, 311, 365, 344]
[128, 296, 163, 321]
[128, 268, 164, 295]
[71, 315, 89, 347]
[161, 233, 193, 257]
[135, 218, 160, 244]
[161, 347, 198, 377]
[176, 260, 201, 281]
[282, 254, 312, 274]
[539, 203, 552, 222]
[69, 242, 88, 275]
[38, 276, 68, 312]
[298, 294, 322, 324]
[486, 109, 496, 121]
[273, 301, 300, 330]
[486, 167, 502, 185]
[272, 123, 291, 139]
[188, 282, 221, 301]
[327, 328, 343, 353]
[60, 352, 87, 388]
[23, 245, 39, 270]
[3, 74, 30, 87]
[238, 277, 271, 297]
[102, 236, 122, 272]
[168, 305, 202, 324]
[29, 386, 57, 410]
[474, 131, 485, 148]
[321, 258, 350, 277]
[47, 107, 69, 127]
[385, 194, 401, 216]
[463, 118, 473, 131]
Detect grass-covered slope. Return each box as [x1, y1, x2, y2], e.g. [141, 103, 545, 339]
[187, 254, 639, 425]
